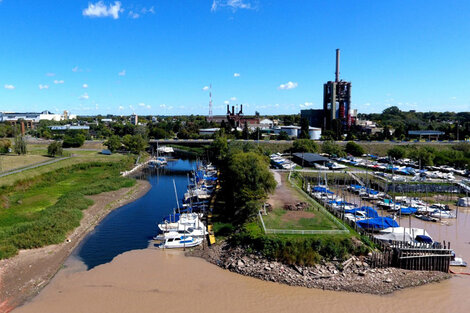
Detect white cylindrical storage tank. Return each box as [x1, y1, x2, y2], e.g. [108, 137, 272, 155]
[280, 126, 299, 137]
[308, 127, 322, 140]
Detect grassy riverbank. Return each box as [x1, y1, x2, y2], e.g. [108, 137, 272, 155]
[0, 161, 135, 259]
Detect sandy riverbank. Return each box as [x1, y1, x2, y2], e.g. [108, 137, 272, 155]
[0, 179, 151, 313]
[11, 248, 470, 313]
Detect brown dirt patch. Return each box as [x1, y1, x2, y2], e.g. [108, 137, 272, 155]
[267, 172, 302, 209]
[0, 180, 151, 313]
[281, 210, 316, 223]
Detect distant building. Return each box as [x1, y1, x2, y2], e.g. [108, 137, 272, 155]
[199, 128, 219, 136]
[308, 127, 322, 140]
[280, 125, 300, 137]
[48, 125, 90, 131]
[259, 118, 274, 129]
[408, 130, 444, 140]
[130, 114, 138, 125]
[301, 109, 324, 128]
[101, 118, 113, 123]
[292, 153, 330, 167]
[0, 110, 76, 130]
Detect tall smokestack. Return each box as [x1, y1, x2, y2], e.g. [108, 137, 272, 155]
[335, 49, 340, 82]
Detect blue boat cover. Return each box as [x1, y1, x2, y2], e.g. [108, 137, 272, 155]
[344, 206, 379, 218]
[399, 207, 417, 215]
[312, 186, 334, 194]
[415, 235, 433, 243]
[356, 217, 399, 230]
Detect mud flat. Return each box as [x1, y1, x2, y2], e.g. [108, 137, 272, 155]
[187, 242, 450, 295]
[0, 180, 151, 312]
[12, 249, 470, 313]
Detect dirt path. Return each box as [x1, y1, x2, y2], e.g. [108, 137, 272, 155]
[0, 180, 151, 313]
[266, 171, 301, 209]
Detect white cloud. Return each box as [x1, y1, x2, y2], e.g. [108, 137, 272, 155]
[83, 1, 123, 19]
[129, 6, 155, 18]
[128, 11, 139, 19]
[141, 6, 155, 14]
[79, 92, 89, 100]
[211, 0, 255, 12]
[202, 86, 210, 91]
[233, 72, 240, 77]
[363, 102, 371, 106]
[82, 83, 89, 88]
[45, 72, 55, 77]
[299, 102, 313, 108]
[38, 84, 49, 90]
[4, 84, 15, 90]
[224, 100, 230, 105]
[118, 69, 126, 76]
[450, 96, 457, 100]
[230, 97, 237, 101]
[146, 105, 151, 109]
[138, 102, 146, 107]
[72, 66, 83, 72]
[118, 105, 124, 110]
[278, 81, 298, 90]
[54, 80, 64, 84]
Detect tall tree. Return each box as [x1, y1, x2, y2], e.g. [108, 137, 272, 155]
[14, 135, 27, 155]
[299, 117, 310, 139]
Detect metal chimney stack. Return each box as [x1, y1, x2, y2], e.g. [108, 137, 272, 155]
[335, 49, 340, 82]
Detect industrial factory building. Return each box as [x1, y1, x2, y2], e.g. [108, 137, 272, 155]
[301, 49, 356, 132]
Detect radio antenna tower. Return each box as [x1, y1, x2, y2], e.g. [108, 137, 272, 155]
[208, 84, 213, 121]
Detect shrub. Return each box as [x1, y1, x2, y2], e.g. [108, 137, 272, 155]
[47, 141, 63, 157]
[345, 141, 365, 156]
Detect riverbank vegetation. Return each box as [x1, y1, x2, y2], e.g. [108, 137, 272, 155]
[0, 161, 135, 259]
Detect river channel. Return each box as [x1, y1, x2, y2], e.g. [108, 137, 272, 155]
[13, 159, 470, 313]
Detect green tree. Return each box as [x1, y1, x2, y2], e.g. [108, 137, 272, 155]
[387, 146, 406, 160]
[0, 139, 11, 154]
[210, 134, 229, 160]
[242, 122, 249, 140]
[223, 151, 276, 224]
[299, 117, 310, 139]
[292, 139, 319, 153]
[14, 135, 27, 155]
[62, 133, 85, 148]
[122, 134, 147, 154]
[47, 141, 63, 157]
[321, 140, 345, 157]
[277, 131, 290, 141]
[104, 135, 122, 152]
[345, 141, 365, 156]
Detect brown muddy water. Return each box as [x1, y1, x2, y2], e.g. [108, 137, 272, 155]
[13, 209, 470, 313]
[13, 210, 470, 313]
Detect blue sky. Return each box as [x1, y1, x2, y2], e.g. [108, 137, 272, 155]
[0, 0, 469, 116]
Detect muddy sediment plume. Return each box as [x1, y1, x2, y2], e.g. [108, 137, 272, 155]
[12, 249, 470, 313]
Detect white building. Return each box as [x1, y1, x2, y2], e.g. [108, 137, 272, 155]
[199, 128, 220, 136]
[308, 127, 322, 140]
[280, 125, 300, 137]
[259, 118, 274, 129]
[0, 110, 75, 123]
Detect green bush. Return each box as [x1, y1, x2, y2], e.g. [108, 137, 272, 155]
[229, 226, 367, 266]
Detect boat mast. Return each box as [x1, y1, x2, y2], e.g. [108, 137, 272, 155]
[173, 179, 180, 213]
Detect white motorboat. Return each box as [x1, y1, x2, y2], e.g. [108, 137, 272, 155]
[450, 251, 467, 267]
[429, 210, 456, 219]
[158, 236, 203, 249]
[155, 226, 207, 241]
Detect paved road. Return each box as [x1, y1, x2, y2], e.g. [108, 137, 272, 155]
[0, 157, 70, 178]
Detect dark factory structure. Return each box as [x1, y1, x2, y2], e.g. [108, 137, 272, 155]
[301, 49, 355, 132]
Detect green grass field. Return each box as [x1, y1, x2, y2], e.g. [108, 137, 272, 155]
[0, 160, 136, 259]
[263, 208, 340, 230]
[0, 154, 52, 172]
